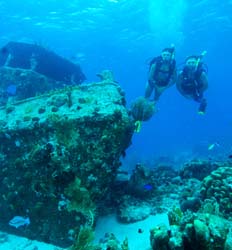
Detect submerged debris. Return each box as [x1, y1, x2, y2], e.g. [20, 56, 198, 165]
[0, 76, 133, 246]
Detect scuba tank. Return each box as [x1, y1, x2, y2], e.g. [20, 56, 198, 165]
[170, 43, 175, 60]
[195, 50, 207, 71]
[194, 51, 207, 99]
[182, 50, 207, 97]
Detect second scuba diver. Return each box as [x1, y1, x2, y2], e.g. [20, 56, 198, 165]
[145, 46, 177, 102]
[176, 51, 208, 114]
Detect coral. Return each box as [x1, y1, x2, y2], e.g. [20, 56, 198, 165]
[168, 206, 183, 226]
[65, 177, 96, 225]
[150, 213, 232, 250]
[200, 166, 232, 218]
[106, 239, 120, 250]
[150, 224, 170, 250]
[130, 96, 155, 121]
[121, 237, 129, 250]
[168, 226, 183, 250]
[193, 219, 210, 249]
[224, 229, 232, 250]
[97, 233, 123, 250]
[70, 226, 97, 250]
[179, 159, 220, 180]
[198, 199, 221, 215]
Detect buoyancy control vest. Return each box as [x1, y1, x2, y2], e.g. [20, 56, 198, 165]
[181, 62, 206, 95]
[149, 56, 176, 86]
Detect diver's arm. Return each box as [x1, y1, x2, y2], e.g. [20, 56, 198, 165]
[199, 72, 208, 93]
[168, 67, 177, 86]
[176, 72, 187, 96]
[145, 63, 156, 99]
[148, 63, 156, 84]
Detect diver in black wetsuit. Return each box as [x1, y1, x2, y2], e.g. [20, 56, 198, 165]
[176, 52, 208, 114]
[145, 46, 177, 102]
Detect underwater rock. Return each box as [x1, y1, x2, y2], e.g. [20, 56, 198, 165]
[118, 199, 151, 222]
[0, 79, 133, 246]
[127, 163, 156, 198]
[180, 197, 201, 212]
[179, 159, 220, 181]
[0, 41, 86, 84]
[153, 165, 178, 186]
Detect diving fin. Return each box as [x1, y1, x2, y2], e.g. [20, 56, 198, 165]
[134, 120, 142, 133]
[198, 99, 207, 115]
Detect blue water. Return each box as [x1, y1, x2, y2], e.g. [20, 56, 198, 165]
[1, 0, 231, 164]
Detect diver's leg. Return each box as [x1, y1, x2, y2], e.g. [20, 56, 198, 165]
[145, 81, 154, 99]
[194, 94, 207, 114]
[154, 86, 165, 101]
[198, 98, 207, 114]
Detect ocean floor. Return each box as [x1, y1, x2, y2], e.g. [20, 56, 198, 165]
[94, 213, 169, 250]
[0, 213, 169, 250]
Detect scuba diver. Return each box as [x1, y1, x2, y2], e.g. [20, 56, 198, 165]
[145, 45, 177, 102]
[176, 51, 208, 114]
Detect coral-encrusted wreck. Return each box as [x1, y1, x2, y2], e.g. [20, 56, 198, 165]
[0, 68, 133, 247]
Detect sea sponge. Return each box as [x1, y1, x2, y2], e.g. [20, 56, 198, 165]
[130, 97, 155, 121]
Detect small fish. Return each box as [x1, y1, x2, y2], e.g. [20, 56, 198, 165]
[228, 155, 232, 159]
[143, 184, 153, 191]
[208, 142, 220, 151]
[138, 228, 144, 233]
[9, 216, 30, 228]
